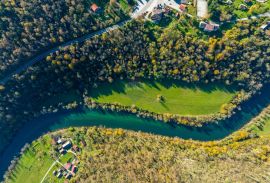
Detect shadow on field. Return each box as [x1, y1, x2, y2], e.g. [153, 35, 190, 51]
[89, 78, 238, 99]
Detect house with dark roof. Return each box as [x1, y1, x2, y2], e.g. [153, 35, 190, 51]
[151, 9, 163, 23]
[62, 140, 72, 150]
[65, 173, 72, 179]
[199, 21, 207, 28]
[239, 4, 248, 10]
[260, 22, 270, 31]
[71, 165, 77, 175]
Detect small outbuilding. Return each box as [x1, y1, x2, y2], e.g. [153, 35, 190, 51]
[80, 140, 87, 147]
[239, 4, 248, 10]
[260, 22, 270, 30]
[56, 172, 62, 178]
[90, 3, 101, 13]
[65, 173, 72, 179]
[199, 21, 207, 28]
[59, 148, 66, 154]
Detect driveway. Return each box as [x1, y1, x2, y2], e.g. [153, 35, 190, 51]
[197, 0, 208, 18]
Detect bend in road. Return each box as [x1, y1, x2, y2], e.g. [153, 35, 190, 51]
[0, 20, 131, 85]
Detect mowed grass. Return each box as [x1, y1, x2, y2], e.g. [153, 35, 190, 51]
[89, 80, 237, 115]
[8, 136, 54, 183]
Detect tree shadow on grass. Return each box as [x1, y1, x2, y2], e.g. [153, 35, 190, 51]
[160, 101, 170, 111]
[89, 78, 238, 99]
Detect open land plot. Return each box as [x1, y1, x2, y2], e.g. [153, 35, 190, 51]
[89, 80, 237, 115]
[8, 136, 54, 183]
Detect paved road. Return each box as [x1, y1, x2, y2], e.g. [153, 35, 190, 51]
[132, 0, 157, 18]
[197, 0, 208, 18]
[1, 4, 269, 85]
[0, 20, 130, 85]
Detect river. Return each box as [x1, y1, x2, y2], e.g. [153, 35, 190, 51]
[0, 84, 270, 180]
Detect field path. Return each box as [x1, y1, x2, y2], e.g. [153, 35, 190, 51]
[40, 161, 57, 183]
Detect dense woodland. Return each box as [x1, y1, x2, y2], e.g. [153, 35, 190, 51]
[0, 0, 130, 79]
[0, 16, 270, 151]
[1, 1, 270, 182]
[5, 127, 270, 182]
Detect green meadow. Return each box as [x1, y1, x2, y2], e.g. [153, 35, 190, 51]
[8, 136, 54, 183]
[89, 80, 237, 115]
[253, 118, 270, 136]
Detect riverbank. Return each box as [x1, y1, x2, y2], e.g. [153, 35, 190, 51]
[89, 80, 237, 115]
[5, 127, 270, 183]
[1, 83, 270, 181]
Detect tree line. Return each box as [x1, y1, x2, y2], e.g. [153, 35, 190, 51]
[0, 17, 269, 153]
[0, 0, 130, 79]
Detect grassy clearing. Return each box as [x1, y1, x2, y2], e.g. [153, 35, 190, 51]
[119, 0, 132, 13]
[8, 136, 54, 183]
[43, 163, 63, 183]
[89, 80, 237, 115]
[253, 118, 270, 136]
[227, 0, 269, 18]
[59, 152, 75, 164]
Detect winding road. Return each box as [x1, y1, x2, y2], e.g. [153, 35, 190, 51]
[0, 0, 269, 85]
[0, 20, 130, 85]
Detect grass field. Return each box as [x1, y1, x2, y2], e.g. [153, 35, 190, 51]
[7, 136, 77, 183]
[253, 118, 270, 136]
[8, 136, 54, 183]
[89, 80, 237, 115]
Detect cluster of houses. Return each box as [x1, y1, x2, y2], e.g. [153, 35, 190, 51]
[52, 137, 73, 154]
[51, 136, 87, 180]
[199, 21, 220, 32]
[149, 2, 188, 23]
[224, 0, 268, 11]
[53, 160, 79, 180]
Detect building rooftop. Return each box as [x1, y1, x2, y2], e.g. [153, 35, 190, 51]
[91, 4, 100, 12]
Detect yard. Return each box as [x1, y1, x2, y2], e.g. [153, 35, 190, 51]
[7, 135, 80, 183]
[233, 0, 270, 18]
[89, 80, 237, 115]
[8, 136, 54, 183]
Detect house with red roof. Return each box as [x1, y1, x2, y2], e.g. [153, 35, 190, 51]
[65, 163, 72, 170]
[90, 3, 101, 13]
[179, 4, 187, 12]
[199, 21, 219, 32]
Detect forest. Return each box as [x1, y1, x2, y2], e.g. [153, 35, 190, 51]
[0, 15, 270, 151]
[1, 1, 270, 182]
[4, 126, 270, 182]
[0, 0, 131, 79]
